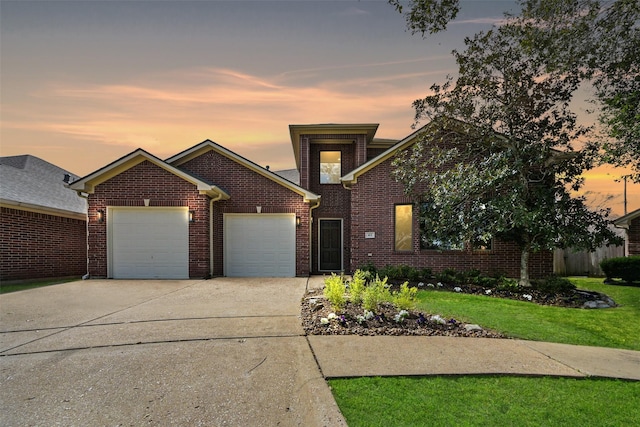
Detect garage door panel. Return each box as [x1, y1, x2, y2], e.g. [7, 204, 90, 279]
[110, 208, 189, 279]
[224, 214, 295, 277]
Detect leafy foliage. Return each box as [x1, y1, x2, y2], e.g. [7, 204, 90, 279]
[532, 275, 577, 294]
[600, 256, 640, 284]
[391, 12, 622, 286]
[392, 282, 419, 310]
[323, 273, 347, 311]
[361, 275, 393, 312]
[348, 269, 367, 305]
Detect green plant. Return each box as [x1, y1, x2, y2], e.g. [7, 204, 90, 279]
[362, 275, 392, 312]
[600, 256, 640, 284]
[495, 277, 519, 292]
[533, 275, 577, 294]
[358, 261, 377, 277]
[349, 269, 367, 305]
[392, 282, 418, 310]
[435, 268, 458, 283]
[323, 273, 347, 311]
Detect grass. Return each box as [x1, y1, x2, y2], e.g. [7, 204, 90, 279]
[415, 277, 640, 351]
[0, 277, 79, 294]
[330, 376, 640, 427]
[330, 278, 640, 426]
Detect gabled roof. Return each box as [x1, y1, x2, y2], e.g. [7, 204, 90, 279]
[0, 155, 87, 219]
[614, 208, 640, 229]
[340, 124, 427, 188]
[69, 148, 230, 200]
[166, 140, 320, 203]
[289, 123, 379, 170]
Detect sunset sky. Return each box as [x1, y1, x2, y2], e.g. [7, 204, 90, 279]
[1, 0, 637, 216]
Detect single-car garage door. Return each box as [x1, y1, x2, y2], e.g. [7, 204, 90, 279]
[109, 207, 189, 279]
[224, 214, 296, 277]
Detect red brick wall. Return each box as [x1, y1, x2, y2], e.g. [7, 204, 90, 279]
[178, 150, 312, 276]
[628, 217, 640, 256]
[0, 207, 87, 281]
[307, 142, 355, 273]
[349, 158, 553, 279]
[87, 160, 210, 278]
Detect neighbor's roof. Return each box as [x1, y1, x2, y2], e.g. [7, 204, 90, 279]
[0, 155, 87, 219]
[614, 208, 640, 229]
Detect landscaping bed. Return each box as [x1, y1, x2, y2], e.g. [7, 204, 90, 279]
[301, 274, 617, 337]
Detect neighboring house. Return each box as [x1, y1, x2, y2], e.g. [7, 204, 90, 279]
[70, 122, 553, 279]
[614, 208, 640, 256]
[0, 155, 87, 281]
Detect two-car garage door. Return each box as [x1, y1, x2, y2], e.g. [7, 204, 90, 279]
[108, 209, 296, 278]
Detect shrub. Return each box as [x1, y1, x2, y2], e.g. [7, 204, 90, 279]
[349, 269, 367, 305]
[533, 276, 576, 294]
[362, 275, 392, 312]
[600, 256, 640, 283]
[324, 273, 347, 311]
[392, 282, 418, 310]
[359, 261, 377, 277]
[435, 268, 458, 283]
[496, 278, 519, 292]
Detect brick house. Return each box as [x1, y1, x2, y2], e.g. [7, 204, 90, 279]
[614, 208, 640, 256]
[70, 123, 553, 279]
[1, 155, 87, 281]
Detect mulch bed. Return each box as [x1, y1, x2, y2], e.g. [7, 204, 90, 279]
[301, 280, 616, 338]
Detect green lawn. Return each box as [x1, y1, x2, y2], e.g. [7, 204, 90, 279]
[415, 277, 640, 351]
[0, 277, 79, 294]
[330, 376, 640, 427]
[330, 278, 640, 426]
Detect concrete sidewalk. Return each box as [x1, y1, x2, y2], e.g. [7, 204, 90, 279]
[308, 335, 640, 380]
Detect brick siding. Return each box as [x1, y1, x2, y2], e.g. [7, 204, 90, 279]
[628, 217, 640, 255]
[349, 157, 553, 279]
[87, 160, 210, 278]
[178, 150, 311, 276]
[0, 207, 87, 281]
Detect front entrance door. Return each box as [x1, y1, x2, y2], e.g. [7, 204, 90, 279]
[319, 219, 342, 271]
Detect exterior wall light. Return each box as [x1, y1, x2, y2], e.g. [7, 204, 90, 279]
[296, 216, 301, 227]
[97, 210, 105, 223]
[189, 210, 195, 223]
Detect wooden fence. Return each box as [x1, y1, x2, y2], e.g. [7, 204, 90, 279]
[554, 245, 624, 277]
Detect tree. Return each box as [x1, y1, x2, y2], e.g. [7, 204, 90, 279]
[392, 22, 622, 286]
[390, 0, 640, 181]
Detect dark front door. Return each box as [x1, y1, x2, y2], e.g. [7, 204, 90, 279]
[319, 219, 342, 271]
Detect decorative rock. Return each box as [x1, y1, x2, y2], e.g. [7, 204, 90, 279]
[464, 324, 483, 332]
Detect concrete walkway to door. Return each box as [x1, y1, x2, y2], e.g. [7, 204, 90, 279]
[0, 278, 346, 427]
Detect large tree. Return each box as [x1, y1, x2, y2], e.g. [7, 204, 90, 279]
[390, 0, 640, 181]
[392, 18, 622, 286]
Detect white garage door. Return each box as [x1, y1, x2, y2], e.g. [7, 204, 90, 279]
[110, 207, 189, 279]
[224, 214, 296, 277]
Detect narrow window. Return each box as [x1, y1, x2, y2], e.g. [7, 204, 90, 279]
[320, 151, 341, 184]
[395, 204, 413, 251]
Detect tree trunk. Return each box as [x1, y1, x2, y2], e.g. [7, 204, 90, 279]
[519, 247, 531, 287]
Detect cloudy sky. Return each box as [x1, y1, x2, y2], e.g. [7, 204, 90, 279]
[1, 0, 637, 215]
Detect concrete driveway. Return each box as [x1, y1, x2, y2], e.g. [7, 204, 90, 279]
[0, 278, 346, 426]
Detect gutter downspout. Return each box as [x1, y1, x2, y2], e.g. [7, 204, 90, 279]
[210, 193, 224, 277]
[309, 199, 321, 275]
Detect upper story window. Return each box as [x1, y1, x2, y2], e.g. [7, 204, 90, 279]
[320, 151, 341, 184]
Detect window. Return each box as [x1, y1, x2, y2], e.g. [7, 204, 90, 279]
[394, 204, 413, 251]
[320, 151, 341, 184]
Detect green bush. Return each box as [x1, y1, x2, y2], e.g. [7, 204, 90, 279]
[349, 269, 367, 305]
[392, 282, 418, 310]
[600, 256, 640, 283]
[359, 261, 377, 276]
[324, 273, 347, 311]
[435, 268, 458, 283]
[533, 275, 577, 294]
[362, 275, 392, 312]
